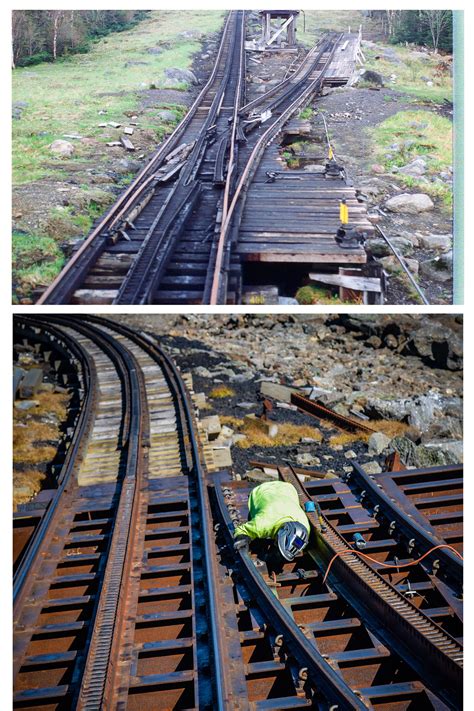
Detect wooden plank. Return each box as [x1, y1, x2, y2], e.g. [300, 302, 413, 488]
[120, 135, 135, 151]
[308, 272, 382, 292]
[238, 230, 372, 239]
[239, 251, 367, 264]
[72, 289, 117, 305]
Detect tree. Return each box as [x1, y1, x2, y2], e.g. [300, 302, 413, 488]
[421, 10, 452, 53]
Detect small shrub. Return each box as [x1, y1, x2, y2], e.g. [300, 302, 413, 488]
[299, 106, 313, 120]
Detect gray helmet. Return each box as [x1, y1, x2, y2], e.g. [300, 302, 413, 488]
[277, 521, 308, 561]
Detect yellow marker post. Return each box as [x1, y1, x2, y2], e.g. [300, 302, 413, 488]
[340, 200, 349, 225]
[328, 146, 334, 160]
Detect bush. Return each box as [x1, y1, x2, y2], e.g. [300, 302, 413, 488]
[17, 51, 53, 67]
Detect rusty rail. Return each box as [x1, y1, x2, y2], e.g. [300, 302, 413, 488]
[291, 391, 377, 434]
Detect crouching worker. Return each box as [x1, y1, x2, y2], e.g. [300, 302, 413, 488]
[233, 481, 310, 561]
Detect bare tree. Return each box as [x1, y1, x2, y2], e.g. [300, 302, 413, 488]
[49, 10, 65, 60]
[421, 10, 451, 52]
[385, 10, 401, 37]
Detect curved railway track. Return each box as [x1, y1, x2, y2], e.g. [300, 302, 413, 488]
[218, 465, 462, 710]
[13, 318, 462, 709]
[13, 317, 237, 709]
[36, 16, 344, 306]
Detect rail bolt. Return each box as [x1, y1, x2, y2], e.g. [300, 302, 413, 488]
[275, 634, 284, 647]
[298, 667, 308, 681]
[389, 521, 396, 534]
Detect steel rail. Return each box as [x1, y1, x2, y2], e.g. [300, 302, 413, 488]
[279, 465, 462, 710]
[238, 35, 330, 117]
[84, 316, 234, 708]
[290, 391, 377, 434]
[375, 224, 430, 305]
[13, 319, 95, 606]
[209, 33, 342, 303]
[13, 318, 137, 690]
[58, 320, 146, 710]
[347, 462, 463, 585]
[13, 316, 236, 709]
[214, 483, 368, 711]
[37, 11, 235, 305]
[113, 11, 246, 305]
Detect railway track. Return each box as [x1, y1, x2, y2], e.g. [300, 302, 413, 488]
[13, 318, 462, 709]
[218, 465, 462, 710]
[37, 17, 348, 306]
[13, 316, 241, 709]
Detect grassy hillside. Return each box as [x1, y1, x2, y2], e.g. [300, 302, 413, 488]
[363, 45, 452, 104]
[12, 10, 224, 185]
[299, 11, 377, 45]
[12, 10, 225, 301]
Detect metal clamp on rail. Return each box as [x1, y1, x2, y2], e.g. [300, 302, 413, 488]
[324, 158, 345, 179]
[335, 199, 366, 250]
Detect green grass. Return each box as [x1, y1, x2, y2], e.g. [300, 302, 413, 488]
[371, 110, 453, 209]
[363, 45, 452, 104]
[12, 231, 65, 301]
[299, 11, 373, 46]
[295, 285, 351, 305]
[298, 106, 313, 120]
[12, 11, 225, 299]
[12, 10, 225, 185]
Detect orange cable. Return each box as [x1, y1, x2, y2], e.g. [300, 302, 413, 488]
[322, 543, 463, 585]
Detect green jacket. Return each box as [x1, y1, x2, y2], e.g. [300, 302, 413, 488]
[234, 481, 310, 540]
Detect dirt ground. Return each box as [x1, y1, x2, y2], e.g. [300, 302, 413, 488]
[314, 86, 453, 304]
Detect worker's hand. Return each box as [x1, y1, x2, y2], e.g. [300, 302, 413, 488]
[234, 534, 250, 552]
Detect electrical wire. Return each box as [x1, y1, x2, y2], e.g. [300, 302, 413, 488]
[322, 543, 462, 585]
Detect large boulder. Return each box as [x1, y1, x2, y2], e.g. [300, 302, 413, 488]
[420, 251, 453, 282]
[385, 193, 434, 213]
[397, 157, 427, 177]
[406, 320, 462, 370]
[417, 233, 452, 251]
[380, 255, 419, 275]
[390, 436, 460, 467]
[164, 67, 198, 86]
[356, 69, 385, 87]
[157, 109, 178, 122]
[366, 392, 462, 439]
[50, 139, 75, 157]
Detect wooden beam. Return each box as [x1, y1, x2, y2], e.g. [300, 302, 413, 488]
[267, 15, 294, 46]
[309, 272, 382, 292]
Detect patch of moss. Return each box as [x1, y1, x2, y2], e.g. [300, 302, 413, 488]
[295, 285, 346, 305]
[209, 385, 236, 399]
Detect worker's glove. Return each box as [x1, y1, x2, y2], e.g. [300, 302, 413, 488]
[234, 534, 251, 552]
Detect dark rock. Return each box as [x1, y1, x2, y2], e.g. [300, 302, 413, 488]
[390, 435, 459, 467]
[366, 335, 382, 349]
[419, 252, 453, 283]
[406, 321, 462, 370]
[357, 69, 385, 87]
